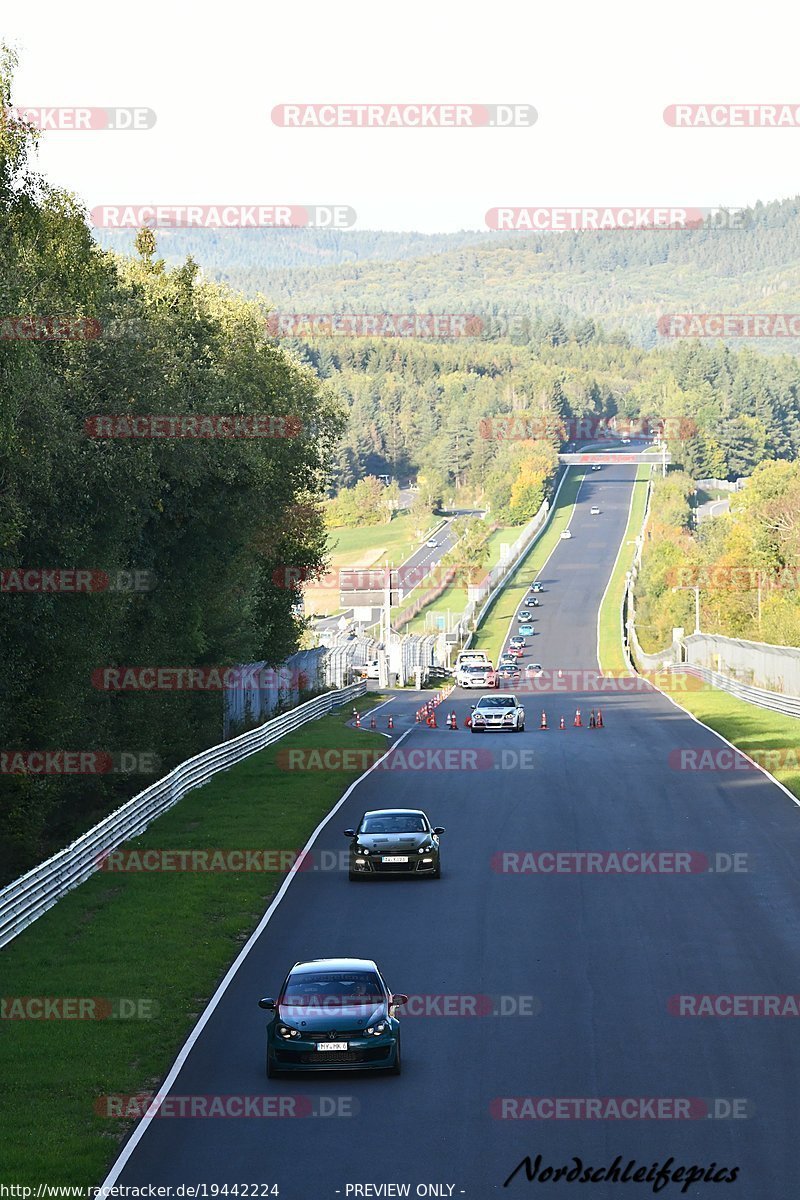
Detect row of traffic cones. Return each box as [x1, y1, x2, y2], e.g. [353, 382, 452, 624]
[352, 708, 394, 730]
[538, 708, 604, 729]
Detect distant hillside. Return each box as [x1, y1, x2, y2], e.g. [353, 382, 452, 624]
[93, 227, 501, 273]
[94, 198, 800, 350]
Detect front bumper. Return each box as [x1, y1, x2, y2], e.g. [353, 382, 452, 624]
[269, 1035, 399, 1071]
[349, 852, 439, 876]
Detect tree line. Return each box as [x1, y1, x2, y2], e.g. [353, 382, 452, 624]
[0, 50, 341, 883]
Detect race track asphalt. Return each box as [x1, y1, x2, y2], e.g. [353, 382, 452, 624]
[108, 465, 800, 1199]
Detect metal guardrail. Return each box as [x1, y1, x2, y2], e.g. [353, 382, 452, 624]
[668, 664, 800, 719]
[0, 681, 367, 949]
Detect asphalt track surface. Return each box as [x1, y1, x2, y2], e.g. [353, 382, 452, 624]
[110, 465, 800, 1198]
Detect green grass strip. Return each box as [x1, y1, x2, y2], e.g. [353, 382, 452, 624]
[596, 466, 800, 803]
[471, 468, 587, 666]
[0, 699, 387, 1184]
[596, 464, 651, 674]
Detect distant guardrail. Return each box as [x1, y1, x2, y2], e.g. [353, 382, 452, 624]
[668, 664, 800, 719]
[0, 681, 366, 949]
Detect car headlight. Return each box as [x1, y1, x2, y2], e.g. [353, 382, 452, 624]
[366, 1021, 388, 1036]
[504, 712, 515, 721]
[355, 845, 370, 855]
[277, 1025, 300, 1039]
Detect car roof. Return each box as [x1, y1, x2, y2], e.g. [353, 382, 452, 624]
[290, 958, 380, 974]
[478, 693, 517, 702]
[361, 808, 427, 818]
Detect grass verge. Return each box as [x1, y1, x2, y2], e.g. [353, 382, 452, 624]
[596, 467, 800, 804]
[471, 468, 587, 665]
[596, 464, 651, 674]
[0, 698, 387, 1184]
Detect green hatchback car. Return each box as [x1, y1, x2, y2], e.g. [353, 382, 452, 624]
[259, 957, 408, 1077]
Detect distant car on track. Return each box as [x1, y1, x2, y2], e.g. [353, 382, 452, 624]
[344, 808, 444, 880]
[518, 623, 535, 637]
[259, 958, 407, 1076]
[469, 693, 525, 733]
[590, 506, 600, 516]
[560, 529, 572, 539]
[591, 464, 602, 471]
[530, 581, 543, 592]
[525, 663, 544, 678]
[518, 610, 533, 621]
[426, 539, 438, 548]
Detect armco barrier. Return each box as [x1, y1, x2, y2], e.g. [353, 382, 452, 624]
[0, 681, 366, 949]
[668, 664, 800, 719]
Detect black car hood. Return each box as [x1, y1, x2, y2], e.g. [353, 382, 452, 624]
[277, 1001, 387, 1031]
[355, 833, 431, 852]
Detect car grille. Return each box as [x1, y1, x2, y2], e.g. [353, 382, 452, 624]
[275, 1046, 392, 1065]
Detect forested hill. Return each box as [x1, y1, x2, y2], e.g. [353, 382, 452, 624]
[96, 197, 800, 349]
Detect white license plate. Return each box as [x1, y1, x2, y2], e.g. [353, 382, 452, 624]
[382, 855, 409, 863]
[317, 1042, 348, 1051]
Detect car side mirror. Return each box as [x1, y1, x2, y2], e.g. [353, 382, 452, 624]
[470, 705, 476, 710]
[343, 828, 356, 838]
[433, 827, 445, 835]
[258, 997, 276, 1010]
[390, 993, 409, 1008]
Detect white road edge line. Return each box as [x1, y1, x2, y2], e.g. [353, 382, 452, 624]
[101, 715, 414, 1188]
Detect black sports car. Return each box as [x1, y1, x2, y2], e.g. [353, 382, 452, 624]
[259, 957, 407, 1076]
[345, 808, 444, 879]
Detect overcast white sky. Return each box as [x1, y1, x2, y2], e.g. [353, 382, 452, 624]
[5, 0, 800, 233]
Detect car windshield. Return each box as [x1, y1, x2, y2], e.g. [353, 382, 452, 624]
[477, 697, 515, 709]
[464, 665, 488, 673]
[361, 814, 427, 834]
[283, 971, 384, 1007]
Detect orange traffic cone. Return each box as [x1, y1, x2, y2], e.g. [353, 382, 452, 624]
[355, 712, 361, 728]
[427, 711, 437, 728]
[370, 715, 377, 730]
[559, 716, 566, 730]
[574, 708, 582, 727]
[464, 714, 472, 728]
[415, 710, 421, 724]
[540, 711, 548, 730]
[388, 715, 394, 729]
[449, 710, 457, 730]
[597, 707, 604, 728]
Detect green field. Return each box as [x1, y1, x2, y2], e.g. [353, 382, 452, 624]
[471, 469, 587, 665]
[596, 465, 652, 674]
[0, 699, 387, 1184]
[326, 513, 422, 566]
